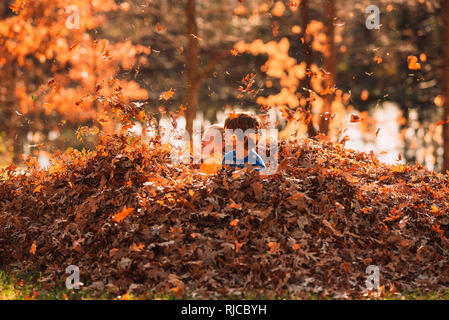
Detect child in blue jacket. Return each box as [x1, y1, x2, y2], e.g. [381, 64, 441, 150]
[222, 112, 266, 171]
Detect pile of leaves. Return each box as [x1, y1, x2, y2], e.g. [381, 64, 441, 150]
[0, 132, 449, 298]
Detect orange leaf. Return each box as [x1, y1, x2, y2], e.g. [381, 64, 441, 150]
[9, 0, 24, 14]
[30, 241, 36, 255]
[120, 293, 129, 300]
[319, 87, 336, 96]
[172, 284, 185, 298]
[432, 224, 443, 236]
[113, 206, 134, 223]
[229, 219, 239, 227]
[227, 111, 239, 120]
[33, 185, 43, 193]
[229, 198, 242, 210]
[434, 120, 448, 127]
[69, 42, 79, 51]
[235, 240, 244, 253]
[350, 114, 360, 123]
[407, 55, 421, 70]
[156, 22, 164, 32]
[130, 243, 145, 252]
[374, 56, 383, 64]
[430, 205, 439, 214]
[159, 88, 175, 100]
[268, 242, 280, 254]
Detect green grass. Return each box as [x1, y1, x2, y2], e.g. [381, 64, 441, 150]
[1, 269, 449, 300]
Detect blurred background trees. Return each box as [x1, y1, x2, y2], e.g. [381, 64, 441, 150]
[1, 0, 449, 172]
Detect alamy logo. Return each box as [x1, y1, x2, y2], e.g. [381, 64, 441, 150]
[65, 265, 81, 290]
[66, 5, 80, 30]
[365, 5, 380, 30]
[365, 265, 380, 291]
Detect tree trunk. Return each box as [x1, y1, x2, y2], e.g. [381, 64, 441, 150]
[443, 0, 449, 172]
[319, 0, 336, 135]
[301, 0, 317, 137]
[185, 0, 200, 138]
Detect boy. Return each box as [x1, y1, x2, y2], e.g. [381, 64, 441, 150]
[222, 112, 266, 171]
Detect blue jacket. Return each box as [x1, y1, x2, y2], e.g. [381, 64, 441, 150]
[222, 149, 266, 171]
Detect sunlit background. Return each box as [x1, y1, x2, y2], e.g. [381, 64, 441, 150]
[0, 0, 447, 171]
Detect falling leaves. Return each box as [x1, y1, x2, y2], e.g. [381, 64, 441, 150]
[190, 33, 202, 41]
[272, 21, 279, 37]
[373, 56, 383, 64]
[350, 114, 361, 123]
[9, 0, 24, 14]
[375, 128, 381, 137]
[69, 42, 79, 51]
[319, 87, 336, 96]
[237, 73, 257, 98]
[434, 120, 448, 127]
[407, 55, 421, 70]
[156, 22, 164, 32]
[159, 88, 175, 101]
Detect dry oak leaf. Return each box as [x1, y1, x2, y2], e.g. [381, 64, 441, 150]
[113, 206, 134, 223]
[229, 198, 242, 210]
[130, 243, 145, 252]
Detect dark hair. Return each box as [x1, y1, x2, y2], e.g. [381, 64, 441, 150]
[224, 112, 259, 132]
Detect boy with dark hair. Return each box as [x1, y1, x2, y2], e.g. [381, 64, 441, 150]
[222, 112, 266, 171]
